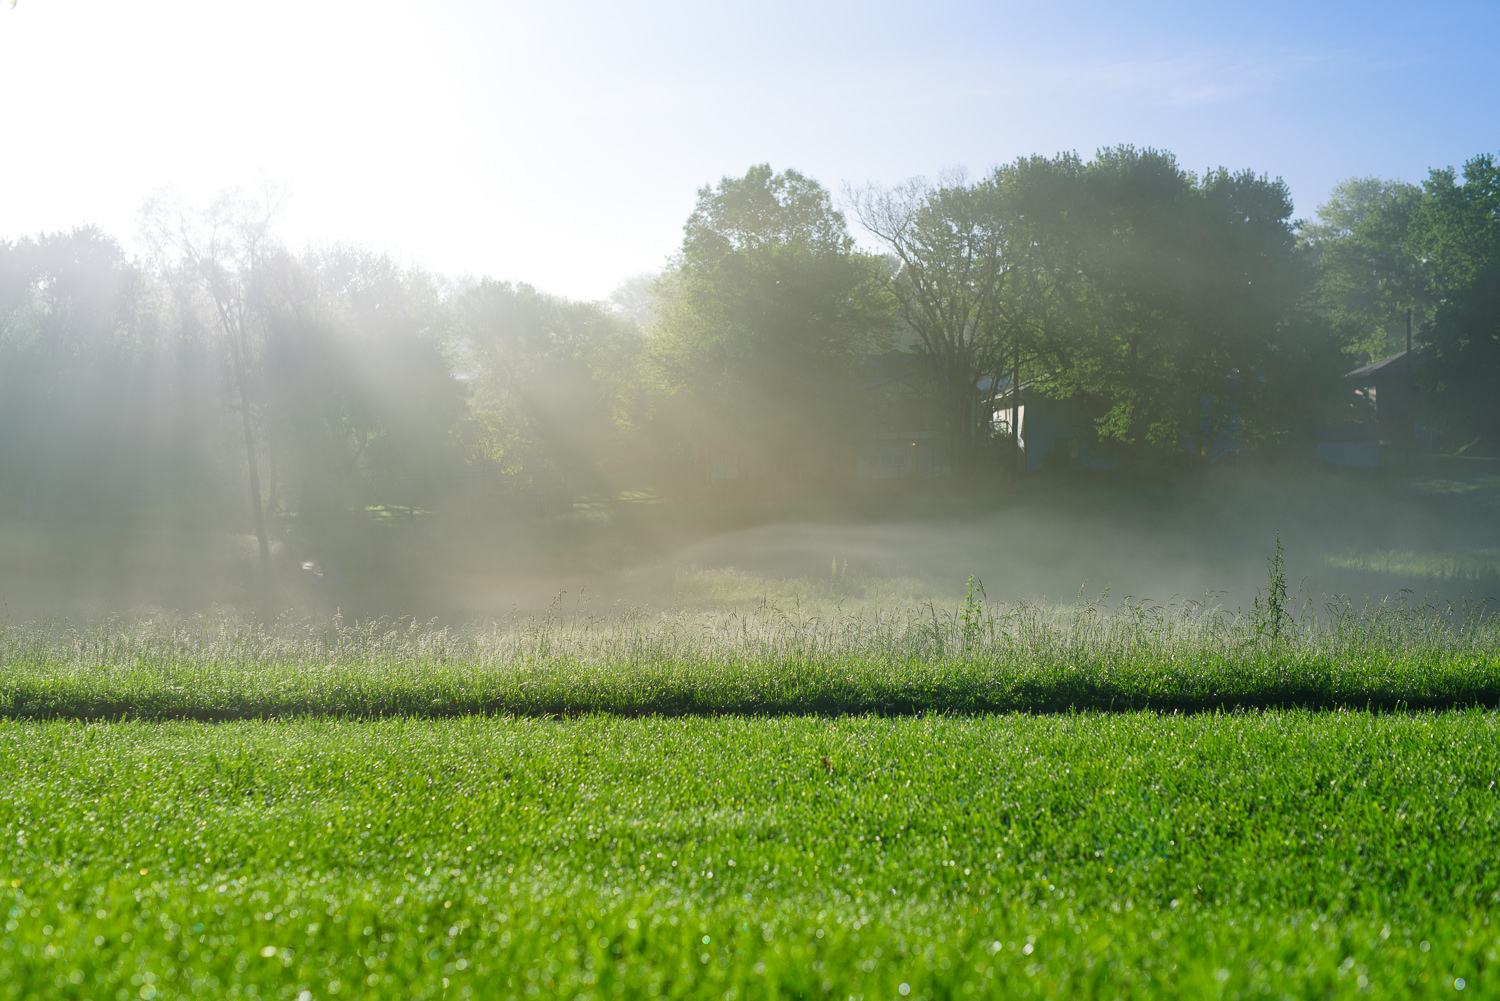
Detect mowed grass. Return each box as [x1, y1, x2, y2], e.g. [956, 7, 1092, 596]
[4, 593, 1499, 998]
[4, 593, 1500, 721]
[3, 712, 1499, 1000]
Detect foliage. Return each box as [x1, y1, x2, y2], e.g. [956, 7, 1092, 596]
[0, 228, 219, 521]
[1302, 177, 1430, 361]
[1413, 153, 1500, 299]
[1251, 535, 1289, 641]
[7, 148, 1500, 544]
[1046, 150, 1339, 464]
[1411, 155, 1500, 441]
[856, 150, 1340, 472]
[140, 188, 295, 562]
[455, 279, 645, 499]
[1419, 260, 1500, 442]
[1309, 152, 1500, 444]
[960, 573, 987, 653]
[851, 171, 1019, 473]
[607, 271, 662, 329]
[652, 165, 892, 485]
[259, 247, 465, 529]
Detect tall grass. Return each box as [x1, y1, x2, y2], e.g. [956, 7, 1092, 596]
[3, 587, 1497, 719]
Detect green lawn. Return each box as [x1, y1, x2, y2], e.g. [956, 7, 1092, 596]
[3, 712, 1497, 999]
[4, 579, 1499, 998]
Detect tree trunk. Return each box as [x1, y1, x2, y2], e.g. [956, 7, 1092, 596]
[229, 334, 270, 564]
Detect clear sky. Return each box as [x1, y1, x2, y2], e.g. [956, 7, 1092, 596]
[2, 0, 1495, 302]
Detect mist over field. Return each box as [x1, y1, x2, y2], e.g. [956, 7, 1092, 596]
[3, 461, 1497, 626]
[2, 153, 1498, 629]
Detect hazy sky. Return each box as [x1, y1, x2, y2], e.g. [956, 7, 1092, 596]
[2, 0, 1495, 302]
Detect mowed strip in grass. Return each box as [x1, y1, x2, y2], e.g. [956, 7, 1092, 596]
[2, 711, 1498, 999]
[5, 599, 1500, 720]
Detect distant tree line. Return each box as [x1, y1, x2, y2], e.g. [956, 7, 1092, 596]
[1, 147, 1496, 557]
[1303, 153, 1500, 444]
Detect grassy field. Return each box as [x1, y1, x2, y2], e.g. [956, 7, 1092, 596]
[3, 711, 1498, 1000]
[4, 471, 1500, 999]
[3, 590, 1499, 720]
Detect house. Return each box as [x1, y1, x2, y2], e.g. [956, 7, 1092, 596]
[1312, 350, 1432, 467]
[988, 385, 1118, 473]
[855, 356, 1118, 478]
[1343, 350, 1433, 452]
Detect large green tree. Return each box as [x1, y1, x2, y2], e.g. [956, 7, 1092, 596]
[851, 156, 1114, 475]
[1420, 262, 1500, 443]
[1411, 154, 1500, 441]
[1309, 152, 1500, 444]
[1303, 177, 1429, 361]
[1041, 148, 1341, 465]
[456, 279, 644, 503]
[854, 149, 1337, 472]
[1414, 153, 1500, 298]
[653, 164, 889, 485]
[258, 247, 465, 530]
[850, 171, 1016, 474]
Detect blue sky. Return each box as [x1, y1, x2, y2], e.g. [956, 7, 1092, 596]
[1, 0, 1495, 301]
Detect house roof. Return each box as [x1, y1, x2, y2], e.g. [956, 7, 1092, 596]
[1345, 349, 1415, 382]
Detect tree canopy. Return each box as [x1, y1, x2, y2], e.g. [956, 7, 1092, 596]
[5, 146, 1499, 565]
[651, 164, 890, 483]
[456, 278, 644, 501]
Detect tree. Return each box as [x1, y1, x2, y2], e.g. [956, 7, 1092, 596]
[850, 171, 1014, 474]
[1042, 148, 1339, 465]
[851, 156, 1102, 476]
[1303, 177, 1429, 361]
[653, 164, 889, 485]
[1047, 147, 1201, 458]
[456, 279, 643, 502]
[1311, 153, 1500, 445]
[1420, 260, 1500, 442]
[257, 247, 465, 530]
[1180, 166, 1336, 459]
[140, 188, 283, 564]
[852, 150, 1337, 473]
[988, 154, 1091, 461]
[608, 271, 663, 329]
[1411, 154, 1500, 441]
[1414, 153, 1500, 298]
[0, 227, 210, 519]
